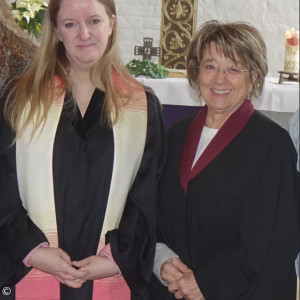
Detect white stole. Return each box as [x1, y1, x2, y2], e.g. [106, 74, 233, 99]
[16, 102, 147, 248]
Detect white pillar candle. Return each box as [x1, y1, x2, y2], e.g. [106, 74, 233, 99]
[284, 28, 299, 73]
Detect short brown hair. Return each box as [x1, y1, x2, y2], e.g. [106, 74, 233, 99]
[187, 20, 268, 98]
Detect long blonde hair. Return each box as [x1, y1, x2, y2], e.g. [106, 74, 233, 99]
[4, 0, 140, 137]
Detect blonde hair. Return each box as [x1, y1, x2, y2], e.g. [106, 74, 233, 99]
[4, 0, 139, 137]
[0, 1, 37, 79]
[187, 20, 268, 98]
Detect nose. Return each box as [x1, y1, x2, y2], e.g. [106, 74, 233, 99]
[216, 67, 228, 75]
[79, 24, 90, 40]
[214, 67, 227, 81]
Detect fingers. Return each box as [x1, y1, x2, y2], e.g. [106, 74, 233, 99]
[168, 281, 179, 294]
[72, 259, 89, 268]
[56, 269, 89, 289]
[168, 281, 184, 299]
[174, 290, 184, 299]
[161, 259, 186, 283]
[64, 280, 85, 289]
[55, 276, 86, 289]
[175, 272, 204, 300]
[57, 268, 89, 281]
[69, 266, 89, 278]
[165, 262, 203, 300]
[55, 275, 66, 285]
[173, 258, 191, 274]
[58, 249, 72, 264]
[55, 255, 89, 284]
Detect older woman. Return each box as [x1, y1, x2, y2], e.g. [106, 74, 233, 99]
[150, 21, 299, 300]
[0, 0, 165, 299]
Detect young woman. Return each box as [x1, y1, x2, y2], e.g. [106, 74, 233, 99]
[0, 0, 165, 299]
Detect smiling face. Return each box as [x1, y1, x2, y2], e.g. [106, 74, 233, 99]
[199, 42, 257, 116]
[56, 0, 115, 72]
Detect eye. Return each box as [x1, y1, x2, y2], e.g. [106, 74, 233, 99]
[89, 19, 100, 25]
[205, 64, 217, 70]
[65, 22, 75, 28]
[228, 66, 240, 73]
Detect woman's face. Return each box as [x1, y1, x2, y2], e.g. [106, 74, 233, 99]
[198, 42, 256, 115]
[56, 0, 115, 71]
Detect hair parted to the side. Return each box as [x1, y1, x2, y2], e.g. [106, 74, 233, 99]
[4, 0, 139, 138]
[0, 1, 37, 80]
[186, 20, 268, 98]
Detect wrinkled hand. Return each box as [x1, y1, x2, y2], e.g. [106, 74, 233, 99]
[28, 247, 89, 288]
[168, 271, 205, 300]
[72, 255, 119, 281]
[161, 257, 191, 285]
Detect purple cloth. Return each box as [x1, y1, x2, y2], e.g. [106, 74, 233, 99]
[162, 104, 202, 130]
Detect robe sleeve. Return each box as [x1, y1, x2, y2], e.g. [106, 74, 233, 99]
[194, 131, 300, 300]
[0, 96, 48, 288]
[106, 92, 166, 300]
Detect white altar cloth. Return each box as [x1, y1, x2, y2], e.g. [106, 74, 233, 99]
[137, 77, 299, 113]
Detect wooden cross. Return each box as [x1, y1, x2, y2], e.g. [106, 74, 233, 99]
[134, 38, 161, 61]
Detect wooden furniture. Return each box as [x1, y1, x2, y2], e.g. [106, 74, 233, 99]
[278, 71, 299, 84]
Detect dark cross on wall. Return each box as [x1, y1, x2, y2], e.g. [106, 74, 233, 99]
[134, 38, 161, 61]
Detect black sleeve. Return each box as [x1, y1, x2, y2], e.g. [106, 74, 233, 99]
[106, 92, 166, 300]
[195, 131, 300, 300]
[0, 94, 48, 288]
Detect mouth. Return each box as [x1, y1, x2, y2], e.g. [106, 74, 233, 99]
[211, 89, 231, 95]
[78, 43, 94, 49]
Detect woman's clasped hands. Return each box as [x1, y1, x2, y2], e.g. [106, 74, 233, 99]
[161, 257, 205, 300]
[27, 247, 119, 288]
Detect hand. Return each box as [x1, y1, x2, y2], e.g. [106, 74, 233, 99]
[161, 257, 191, 285]
[72, 255, 119, 281]
[168, 272, 205, 300]
[28, 247, 89, 288]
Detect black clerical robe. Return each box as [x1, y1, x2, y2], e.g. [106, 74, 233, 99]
[0, 87, 166, 300]
[150, 103, 300, 300]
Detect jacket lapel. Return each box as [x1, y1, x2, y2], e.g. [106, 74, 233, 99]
[180, 100, 254, 193]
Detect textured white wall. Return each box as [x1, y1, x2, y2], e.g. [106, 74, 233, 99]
[22, 0, 299, 77]
[116, 0, 299, 77]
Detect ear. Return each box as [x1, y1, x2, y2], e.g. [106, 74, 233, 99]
[109, 15, 116, 35]
[251, 70, 258, 84]
[111, 14, 116, 26]
[249, 70, 258, 92]
[55, 28, 63, 42]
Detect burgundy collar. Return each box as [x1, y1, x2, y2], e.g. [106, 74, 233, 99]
[180, 100, 254, 193]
